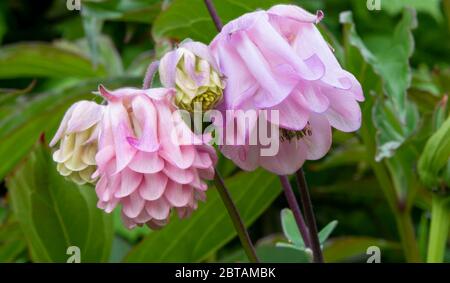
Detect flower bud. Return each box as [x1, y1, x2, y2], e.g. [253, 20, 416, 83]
[159, 41, 225, 112]
[50, 101, 103, 185]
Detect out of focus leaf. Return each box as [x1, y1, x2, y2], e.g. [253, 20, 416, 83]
[383, 0, 443, 23]
[125, 169, 281, 262]
[81, 10, 103, 67]
[418, 117, 450, 188]
[220, 244, 311, 263]
[113, 208, 150, 243]
[152, 0, 289, 43]
[0, 220, 27, 262]
[340, 10, 418, 161]
[0, 77, 141, 180]
[6, 141, 114, 262]
[109, 236, 132, 263]
[83, 0, 162, 23]
[311, 144, 366, 171]
[256, 246, 310, 263]
[323, 236, 401, 263]
[0, 43, 106, 78]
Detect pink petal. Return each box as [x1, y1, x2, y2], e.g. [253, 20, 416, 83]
[128, 151, 164, 174]
[164, 181, 192, 207]
[139, 173, 168, 201]
[49, 103, 76, 146]
[128, 95, 159, 152]
[163, 162, 194, 184]
[145, 197, 170, 220]
[159, 50, 183, 87]
[66, 101, 103, 134]
[109, 102, 137, 172]
[114, 168, 143, 198]
[122, 192, 145, 218]
[299, 114, 332, 160]
[323, 90, 362, 132]
[268, 93, 309, 130]
[260, 139, 306, 175]
[268, 4, 323, 24]
[220, 144, 260, 172]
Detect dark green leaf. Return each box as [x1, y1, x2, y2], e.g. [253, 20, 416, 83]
[0, 43, 106, 78]
[323, 236, 401, 263]
[0, 77, 141, 181]
[6, 141, 114, 262]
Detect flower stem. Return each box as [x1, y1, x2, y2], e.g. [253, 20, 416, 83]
[279, 175, 312, 249]
[143, 60, 160, 89]
[203, 0, 223, 31]
[295, 169, 324, 263]
[427, 195, 449, 263]
[214, 169, 259, 263]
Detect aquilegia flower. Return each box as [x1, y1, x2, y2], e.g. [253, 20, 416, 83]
[50, 101, 103, 185]
[159, 40, 225, 112]
[209, 5, 364, 175]
[94, 86, 217, 229]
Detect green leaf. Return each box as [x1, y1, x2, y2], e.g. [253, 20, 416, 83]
[220, 244, 312, 263]
[125, 169, 281, 262]
[418, 116, 450, 188]
[0, 220, 27, 262]
[323, 236, 401, 263]
[83, 0, 162, 23]
[6, 141, 114, 262]
[113, 208, 150, 243]
[318, 220, 338, 244]
[340, 10, 418, 161]
[280, 208, 304, 248]
[0, 77, 141, 181]
[152, 0, 288, 43]
[383, 0, 443, 23]
[0, 43, 106, 78]
[256, 246, 311, 263]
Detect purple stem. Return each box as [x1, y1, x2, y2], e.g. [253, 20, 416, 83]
[204, 0, 223, 31]
[279, 175, 312, 249]
[143, 60, 160, 89]
[295, 169, 324, 263]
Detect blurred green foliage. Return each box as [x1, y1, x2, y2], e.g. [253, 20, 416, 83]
[0, 0, 448, 263]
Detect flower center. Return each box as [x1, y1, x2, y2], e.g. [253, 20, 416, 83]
[280, 122, 312, 142]
[190, 91, 220, 111]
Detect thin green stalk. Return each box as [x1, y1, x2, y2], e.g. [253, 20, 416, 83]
[360, 122, 421, 262]
[213, 169, 260, 263]
[427, 195, 449, 263]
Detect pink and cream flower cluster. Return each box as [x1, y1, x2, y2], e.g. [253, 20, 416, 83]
[50, 5, 363, 229]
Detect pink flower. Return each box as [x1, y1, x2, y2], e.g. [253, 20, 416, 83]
[94, 86, 217, 229]
[159, 40, 225, 112]
[210, 5, 364, 175]
[50, 101, 103, 185]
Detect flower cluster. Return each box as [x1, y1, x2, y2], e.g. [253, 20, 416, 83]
[50, 4, 363, 229]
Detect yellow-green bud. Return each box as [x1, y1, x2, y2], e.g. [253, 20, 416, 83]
[159, 41, 225, 112]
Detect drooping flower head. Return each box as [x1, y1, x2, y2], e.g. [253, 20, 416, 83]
[94, 86, 217, 229]
[50, 101, 103, 185]
[159, 40, 225, 112]
[210, 4, 364, 174]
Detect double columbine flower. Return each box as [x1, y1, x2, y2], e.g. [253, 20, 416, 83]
[93, 86, 216, 229]
[210, 5, 364, 174]
[159, 41, 225, 112]
[50, 101, 103, 185]
[50, 4, 363, 229]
